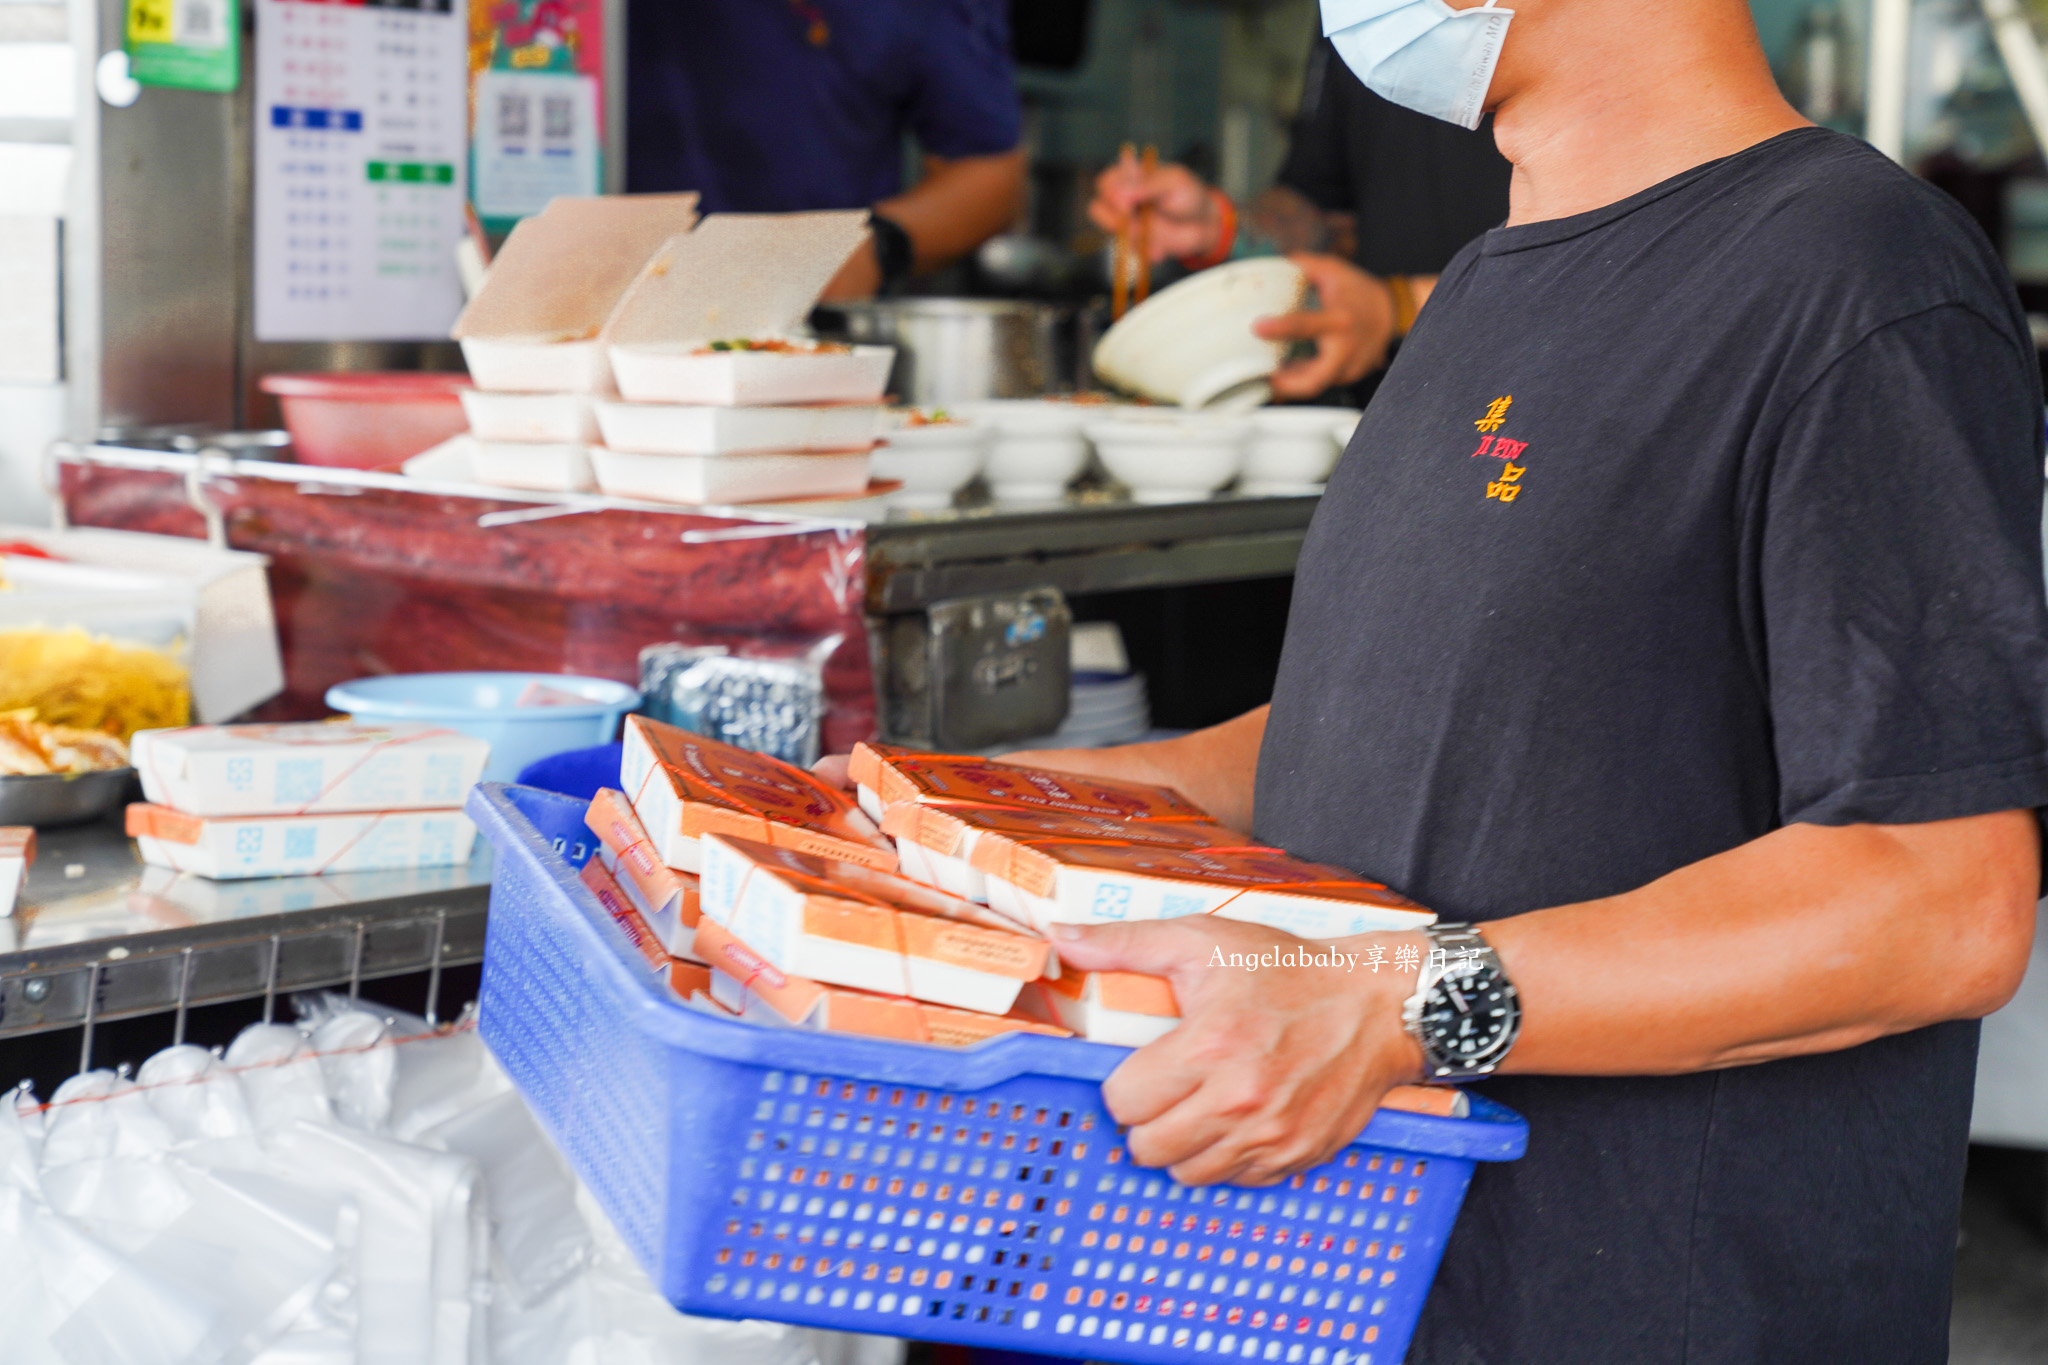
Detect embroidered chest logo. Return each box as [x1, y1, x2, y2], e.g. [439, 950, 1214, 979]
[1469, 395, 1529, 503]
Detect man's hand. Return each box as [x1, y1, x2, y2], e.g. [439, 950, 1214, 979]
[1088, 153, 1226, 263]
[1255, 253, 1401, 400]
[1055, 916, 1426, 1186]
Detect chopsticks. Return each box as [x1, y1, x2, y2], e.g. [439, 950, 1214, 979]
[1134, 144, 1156, 309]
[1111, 142, 1159, 321]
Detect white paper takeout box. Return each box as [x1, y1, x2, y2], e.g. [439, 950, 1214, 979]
[605, 212, 892, 406]
[0, 828, 31, 918]
[132, 721, 490, 817]
[470, 439, 596, 493]
[593, 399, 883, 455]
[696, 832, 1050, 1015]
[607, 345, 895, 407]
[586, 787, 702, 960]
[459, 388, 600, 444]
[451, 193, 700, 393]
[590, 448, 870, 506]
[1020, 970, 1180, 1048]
[127, 803, 476, 880]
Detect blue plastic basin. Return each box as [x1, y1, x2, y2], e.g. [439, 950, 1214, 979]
[326, 672, 641, 783]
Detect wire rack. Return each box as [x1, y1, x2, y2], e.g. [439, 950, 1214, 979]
[2, 813, 489, 1074]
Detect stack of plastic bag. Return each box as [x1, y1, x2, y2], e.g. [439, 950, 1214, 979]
[2, 995, 905, 1365]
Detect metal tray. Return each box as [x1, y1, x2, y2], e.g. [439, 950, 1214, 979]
[0, 768, 137, 827]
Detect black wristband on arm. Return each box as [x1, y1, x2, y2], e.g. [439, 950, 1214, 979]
[867, 211, 915, 294]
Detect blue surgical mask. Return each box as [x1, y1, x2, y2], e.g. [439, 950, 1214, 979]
[1322, 0, 1513, 131]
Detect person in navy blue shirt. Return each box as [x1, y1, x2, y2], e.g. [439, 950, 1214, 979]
[627, 0, 1026, 299]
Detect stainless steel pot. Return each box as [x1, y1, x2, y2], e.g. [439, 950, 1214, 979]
[815, 299, 1061, 404]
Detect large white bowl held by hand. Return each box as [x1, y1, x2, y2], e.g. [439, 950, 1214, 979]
[870, 410, 991, 509]
[1243, 405, 1360, 495]
[1085, 411, 1250, 504]
[1092, 258, 1308, 410]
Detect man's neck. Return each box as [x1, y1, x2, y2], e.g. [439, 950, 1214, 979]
[1490, 15, 1811, 227]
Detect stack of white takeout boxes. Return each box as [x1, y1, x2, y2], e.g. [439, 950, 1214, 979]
[447, 193, 702, 494]
[588, 211, 894, 505]
[124, 721, 489, 880]
[447, 203, 894, 505]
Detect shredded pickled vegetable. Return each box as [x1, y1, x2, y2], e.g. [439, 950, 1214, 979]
[0, 626, 190, 744]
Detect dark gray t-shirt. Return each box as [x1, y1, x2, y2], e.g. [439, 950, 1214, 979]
[1256, 128, 2048, 1364]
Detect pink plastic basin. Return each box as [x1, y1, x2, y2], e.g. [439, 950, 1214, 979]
[261, 371, 471, 469]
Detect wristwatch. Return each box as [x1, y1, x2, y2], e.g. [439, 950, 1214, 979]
[1401, 923, 1521, 1080]
[867, 211, 915, 295]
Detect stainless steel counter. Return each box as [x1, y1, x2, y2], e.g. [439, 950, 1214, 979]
[1, 813, 490, 1060]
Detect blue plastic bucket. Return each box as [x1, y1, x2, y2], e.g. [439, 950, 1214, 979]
[469, 782, 1525, 1365]
[327, 673, 640, 783]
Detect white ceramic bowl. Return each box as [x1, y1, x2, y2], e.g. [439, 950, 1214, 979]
[871, 413, 990, 509]
[1241, 405, 1360, 494]
[1084, 412, 1250, 504]
[1091, 258, 1307, 409]
[961, 399, 1111, 501]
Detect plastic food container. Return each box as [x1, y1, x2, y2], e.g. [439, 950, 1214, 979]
[260, 372, 472, 469]
[326, 672, 641, 783]
[469, 782, 1527, 1365]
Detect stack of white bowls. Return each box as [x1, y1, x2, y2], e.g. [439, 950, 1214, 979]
[1052, 670, 1153, 748]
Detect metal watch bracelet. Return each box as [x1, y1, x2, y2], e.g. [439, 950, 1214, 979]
[1400, 922, 1522, 1081]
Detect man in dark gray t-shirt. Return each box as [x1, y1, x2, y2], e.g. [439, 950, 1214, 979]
[976, 1, 2048, 1361]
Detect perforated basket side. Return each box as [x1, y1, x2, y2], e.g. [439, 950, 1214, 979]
[475, 785, 677, 1273]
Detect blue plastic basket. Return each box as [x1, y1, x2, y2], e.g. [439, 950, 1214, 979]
[469, 783, 1526, 1365]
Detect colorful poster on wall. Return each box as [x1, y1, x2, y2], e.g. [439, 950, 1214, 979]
[468, 0, 605, 231]
[252, 0, 470, 341]
[126, 0, 241, 92]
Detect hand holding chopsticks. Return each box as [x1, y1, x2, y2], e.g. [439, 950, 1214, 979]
[1101, 144, 1217, 320]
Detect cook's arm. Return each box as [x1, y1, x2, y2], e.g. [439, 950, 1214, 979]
[1055, 808, 2039, 1184]
[822, 150, 1028, 300]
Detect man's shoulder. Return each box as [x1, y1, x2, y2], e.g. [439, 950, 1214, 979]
[1720, 130, 2015, 326]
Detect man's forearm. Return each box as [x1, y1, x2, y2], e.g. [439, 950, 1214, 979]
[878, 149, 1027, 273]
[1481, 810, 2040, 1076]
[1007, 704, 1268, 832]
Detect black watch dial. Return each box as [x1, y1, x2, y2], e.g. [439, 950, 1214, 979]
[1419, 961, 1519, 1072]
